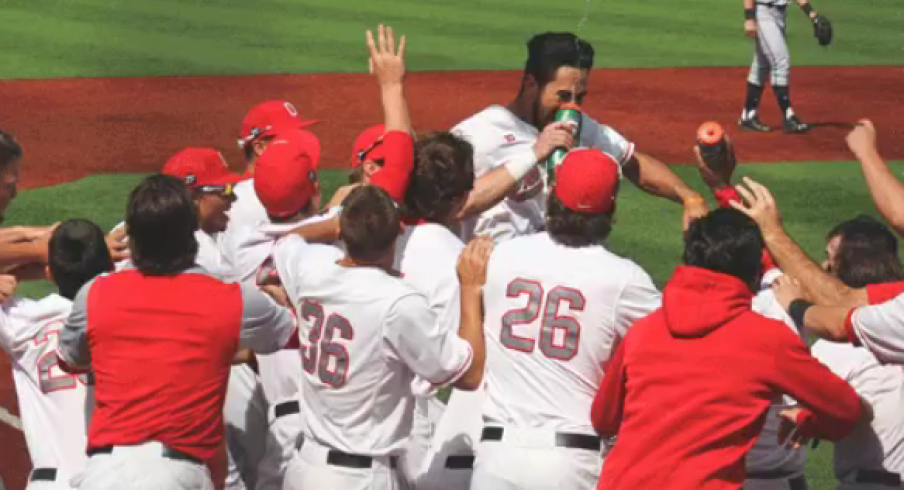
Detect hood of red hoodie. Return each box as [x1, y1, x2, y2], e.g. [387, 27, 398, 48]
[663, 265, 754, 338]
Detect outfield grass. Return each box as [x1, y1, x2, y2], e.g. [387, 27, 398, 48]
[6, 160, 901, 487]
[0, 0, 900, 80]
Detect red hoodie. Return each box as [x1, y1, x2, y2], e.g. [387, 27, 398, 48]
[591, 265, 864, 490]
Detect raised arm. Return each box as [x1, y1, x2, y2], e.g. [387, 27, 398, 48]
[453, 236, 493, 390]
[731, 177, 868, 307]
[365, 25, 414, 203]
[846, 121, 904, 234]
[456, 121, 574, 220]
[622, 151, 708, 227]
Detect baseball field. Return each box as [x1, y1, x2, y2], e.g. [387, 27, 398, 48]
[0, 0, 902, 487]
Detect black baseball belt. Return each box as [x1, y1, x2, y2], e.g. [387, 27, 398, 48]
[852, 469, 902, 486]
[295, 439, 397, 469]
[274, 400, 300, 418]
[87, 444, 203, 466]
[30, 468, 58, 482]
[480, 427, 602, 452]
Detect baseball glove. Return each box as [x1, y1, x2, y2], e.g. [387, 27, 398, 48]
[812, 14, 833, 46]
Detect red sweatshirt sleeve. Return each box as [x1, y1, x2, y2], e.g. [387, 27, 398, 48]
[369, 131, 414, 204]
[770, 326, 864, 441]
[591, 341, 628, 437]
[865, 281, 904, 305]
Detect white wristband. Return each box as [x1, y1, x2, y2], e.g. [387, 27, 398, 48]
[502, 151, 539, 181]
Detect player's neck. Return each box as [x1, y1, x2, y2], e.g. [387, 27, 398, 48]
[506, 97, 538, 129]
[337, 255, 395, 273]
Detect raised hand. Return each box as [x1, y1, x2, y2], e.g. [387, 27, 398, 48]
[730, 177, 783, 235]
[366, 24, 406, 87]
[0, 274, 17, 303]
[846, 119, 878, 158]
[457, 236, 494, 288]
[772, 274, 804, 311]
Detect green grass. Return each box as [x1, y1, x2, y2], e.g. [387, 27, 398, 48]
[0, 0, 900, 79]
[7, 160, 902, 487]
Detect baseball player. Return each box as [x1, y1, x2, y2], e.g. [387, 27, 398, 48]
[0, 219, 114, 489]
[220, 130, 328, 490]
[226, 103, 319, 490]
[693, 139, 810, 489]
[273, 185, 488, 490]
[469, 149, 661, 490]
[805, 218, 904, 489]
[231, 101, 320, 228]
[739, 0, 831, 133]
[378, 131, 475, 488]
[452, 32, 706, 243]
[111, 147, 242, 278]
[731, 178, 904, 365]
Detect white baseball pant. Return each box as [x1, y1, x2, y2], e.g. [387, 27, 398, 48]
[254, 400, 302, 490]
[71, 442, 213, 490]
[224, 365, 268, 490]
[282, 438, 401, 490]
[469, 428, 603, 490]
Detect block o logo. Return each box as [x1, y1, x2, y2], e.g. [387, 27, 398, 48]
[284, 102, 298, 117]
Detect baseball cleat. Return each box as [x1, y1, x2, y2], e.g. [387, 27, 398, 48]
[738, 116, 771, 133]
[783, 116, 811, 134]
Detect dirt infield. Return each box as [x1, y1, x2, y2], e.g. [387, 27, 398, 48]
[0, 66, 901, 190]
[0, 66, 901, 488]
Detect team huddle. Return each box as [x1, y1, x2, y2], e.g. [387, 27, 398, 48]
[1, 21, 902, 490]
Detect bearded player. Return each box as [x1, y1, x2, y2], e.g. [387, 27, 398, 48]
[452, 32, 706, 242]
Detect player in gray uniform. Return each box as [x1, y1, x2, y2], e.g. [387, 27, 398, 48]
[739, 0, 823, 133]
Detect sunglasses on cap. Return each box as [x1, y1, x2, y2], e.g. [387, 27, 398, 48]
[198, 183, 235, 197]
[237, 126, 273, 148]
[357, 136, 385, 164]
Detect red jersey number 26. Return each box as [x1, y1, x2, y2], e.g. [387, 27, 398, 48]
[501, 279, 585, 361]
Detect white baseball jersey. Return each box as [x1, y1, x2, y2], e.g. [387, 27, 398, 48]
[391, 223, 465, 482]
[849, 294, 904, 365]
[452, 105, 635, 242]
[481, 232, 660, 432]
[228, 180, 269, 231]
[746, 269, 807, 478]
[272, 235, 473, 456]
[220, 210, 341, 406]
[0, 295, 90, 484]
[811, 340, 904, 481]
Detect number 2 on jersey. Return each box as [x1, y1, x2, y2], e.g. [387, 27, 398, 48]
[34, 323, 89, 393]
[300, 300, 353, 388]
[501, 279, 585, 361]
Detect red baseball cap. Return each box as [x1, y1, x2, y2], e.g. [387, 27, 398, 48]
[238, 100, 317, 148]
[162, 148, 243, 189]
[352, 124, 386, 168]
[552, 149, 620, 214]
[254, 132, 319, 218]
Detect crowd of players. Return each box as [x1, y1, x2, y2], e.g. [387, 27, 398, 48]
[0, 24, 902, 490]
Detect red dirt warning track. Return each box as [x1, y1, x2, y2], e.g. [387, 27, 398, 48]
[0, 66, 901, 189]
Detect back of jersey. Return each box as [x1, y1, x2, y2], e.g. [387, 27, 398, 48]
[0, 295, 90, 480]
[273, 236, 436, 456]
[481, 233, 660, 432]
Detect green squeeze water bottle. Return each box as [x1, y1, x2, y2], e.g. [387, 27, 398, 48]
[543, 102, 583, 182]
